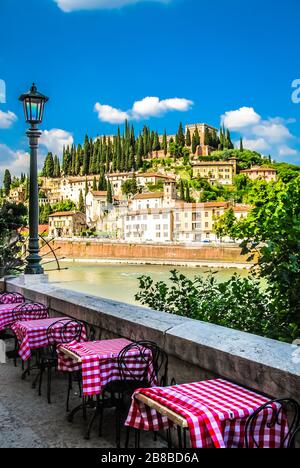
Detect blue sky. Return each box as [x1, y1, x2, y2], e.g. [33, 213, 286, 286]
[1, 0, 300, 179]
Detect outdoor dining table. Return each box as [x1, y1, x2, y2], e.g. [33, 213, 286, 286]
[58, 338, 156, 439]
[11, 316, 87, 363]
[57, 338, 137, 397]
[0, 302, 48, 332]
[125, 378, 288, 449]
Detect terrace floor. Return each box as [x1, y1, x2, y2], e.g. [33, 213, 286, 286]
[0, 341, 166, 449]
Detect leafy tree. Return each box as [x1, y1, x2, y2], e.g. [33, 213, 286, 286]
[213, 207, 236, 239]
[0, 202, 27, 276]
[3, 169, 12, 195]
[220, 177, 300, 341]
[121, 175, 138, 197]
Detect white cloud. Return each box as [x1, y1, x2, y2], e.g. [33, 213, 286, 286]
[0, 110, 18, 129]
[0, 144, 30, 183]
[278, 145, 298, 157]
[94, 96, 193, 124]
[252, 120, 292, 143]
[54, 0, 170, 12]
[94, 103, 129, 125]
[222, 106, 300, 163]
[242, 138, 271, 153]
[40, 128, 74, 156]
[221, 107, 261, 130]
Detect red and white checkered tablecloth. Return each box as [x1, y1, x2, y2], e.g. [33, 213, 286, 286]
[125, 379, 288, 449]
[0, 292, 24, 305]
[11, 317, 87, 361]
[0, 302, 48, 332]
[58, 338, 154, 397]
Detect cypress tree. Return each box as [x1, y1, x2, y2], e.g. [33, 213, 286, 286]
[3, 169, 12, 195]
[107, 181, 113, 204]
[240, 137, 244, 152]
[185, 183, 191, 203]
[185, 128, 191, 147]
[162, 130, 168, 156]
[93, 176, 97, 191]
[78, 189, 85, 213]
[179, 179, 185, 200]
[176, 122, 185, 149]
[85, 178, 89, 196]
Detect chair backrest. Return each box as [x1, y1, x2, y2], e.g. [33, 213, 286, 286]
[47, 319, 84, 346]
[83, 321, 97, 341]
[0, 292, 24, 305]
[12, 302, 49, 321]
[117, 341, 168, 387]
[245, 398, 300, 448]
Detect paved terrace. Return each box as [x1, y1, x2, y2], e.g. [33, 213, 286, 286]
[1, 275, 300, 448]
[0, 340, 166, 448]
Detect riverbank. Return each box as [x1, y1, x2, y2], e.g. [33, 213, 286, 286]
[41, 239, 254, 269]
[58, 258, 252, 269]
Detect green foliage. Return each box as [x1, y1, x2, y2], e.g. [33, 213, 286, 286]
[122, 176, 139, 197]
[214, 208, 236, 239]
[39, 200, 76, 224]
[136, 270, 279, 338]
[210, 149, 263, 170]
[0, 202, 27, 276]
[218, 176, 300, 341]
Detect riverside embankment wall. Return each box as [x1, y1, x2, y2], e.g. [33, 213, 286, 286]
[40, 240, 253, 266]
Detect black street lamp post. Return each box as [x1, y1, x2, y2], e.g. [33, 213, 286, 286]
[19, 84, 49, 275]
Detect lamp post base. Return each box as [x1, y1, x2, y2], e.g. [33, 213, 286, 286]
[19, 273, 49, 286]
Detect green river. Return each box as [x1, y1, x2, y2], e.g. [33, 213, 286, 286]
[46, 262, 249, 305]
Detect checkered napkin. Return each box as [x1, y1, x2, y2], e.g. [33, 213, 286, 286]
[125, 379, 288, 449]
[58, 338, 154, 397]
[11, 317, 87, 361]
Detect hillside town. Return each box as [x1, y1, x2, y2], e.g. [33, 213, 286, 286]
[3, 122, 279, 244]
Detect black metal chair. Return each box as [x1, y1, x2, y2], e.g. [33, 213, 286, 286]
[97, 340, 168, 448]
[245, 398, 300, 448]
[38, 318, 84, 404]
[5, 302, 49, 366]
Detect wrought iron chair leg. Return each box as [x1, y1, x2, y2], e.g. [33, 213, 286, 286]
[115, 406, 122, 448]
[38, 363, 45, 396]
[98, 401, 104, 437]
[125, 427, 131, 448]
[183, 428, 188, 448]
[13, 338, 18, 367]
[84, 396, 100, 440]
[66, 373, 72, 412]
[47, 365, 52, 404]
[135, 429, 141, 448]
[177, 426, 183, 448]
[167, 428, 172, 448]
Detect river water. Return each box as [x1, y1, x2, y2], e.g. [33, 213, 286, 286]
[46, 262, 249, 305]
